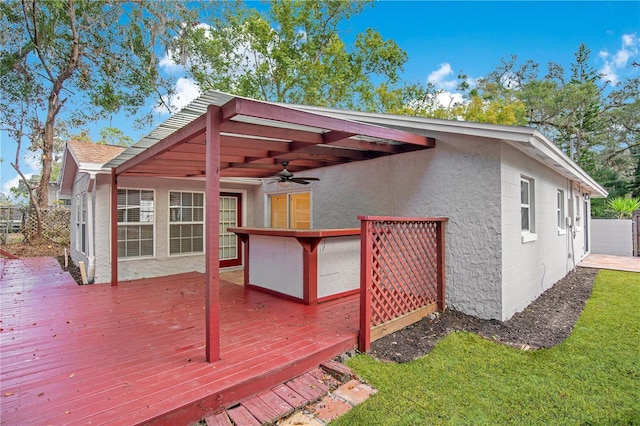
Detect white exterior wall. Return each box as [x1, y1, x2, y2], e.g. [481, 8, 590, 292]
[91, 176, 258, 284]
[591, 219, 633, 256]
[500, 144, 586, 320]
[69, 172, 91, 271]
[248, 235, 304, 298]
[317, 236, 360, 299]
[261, 133, 504, 319]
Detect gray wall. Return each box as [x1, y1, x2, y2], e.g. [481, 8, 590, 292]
[260, 132, 505, 319]
[500, 144, 586, 320]
[591, 219, 633, 256]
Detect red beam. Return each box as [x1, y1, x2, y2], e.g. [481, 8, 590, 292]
[224, 97, 432, 147]
[116, 114, 207, 175]
[205, 106, 221, 363]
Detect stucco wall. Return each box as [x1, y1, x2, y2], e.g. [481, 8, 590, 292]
[91, 176, 258, 284]
[591, 219, 633, 256]
[260, 133, 504, 319]
[500, 144, 586, 320]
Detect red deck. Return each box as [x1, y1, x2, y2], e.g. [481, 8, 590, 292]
[0, 257, 359, 425]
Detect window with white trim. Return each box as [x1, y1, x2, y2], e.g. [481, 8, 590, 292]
[117, 189, 154, 258]
[520, 177, 535, 238]
[76, 192, 86, 253]
[574, 194, 582, 229]
[169, 191, 204, 255]
[557, 189, 566, 232]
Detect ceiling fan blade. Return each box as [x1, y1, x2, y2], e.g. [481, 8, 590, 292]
[290, 178, 311, 185]
[294, 177, 320, 181]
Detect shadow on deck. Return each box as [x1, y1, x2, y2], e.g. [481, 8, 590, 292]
[0, 257, 359, 425]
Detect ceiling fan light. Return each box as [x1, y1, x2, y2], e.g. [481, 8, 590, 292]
[278, 181, 292, 188]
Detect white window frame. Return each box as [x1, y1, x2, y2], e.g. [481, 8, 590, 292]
[117, 188, 155, 259]
[557, 189, 566, 235]
[520, 177, 537, 243]
[574, 192, 582, 230]
[168, 191, 205, 256]
[76, 192, 87, 254]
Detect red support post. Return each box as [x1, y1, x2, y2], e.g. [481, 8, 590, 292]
[296, 237, 321, 305]
[205, 106, 221, 362]
[110, 168, 118, 287]
[436, 221, 446, 312]
[358, 216, 372, 353]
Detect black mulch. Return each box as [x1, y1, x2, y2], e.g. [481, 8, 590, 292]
[370, 267, 599, 363]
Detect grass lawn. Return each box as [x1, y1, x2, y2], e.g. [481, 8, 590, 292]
[337, 270, 640, 425]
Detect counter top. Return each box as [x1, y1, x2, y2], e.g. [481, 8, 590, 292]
[228, 227, 360, 238]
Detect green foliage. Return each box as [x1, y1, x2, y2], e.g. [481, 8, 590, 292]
[98, 127, 133, 147]
[607, 197, 640, 219]
[175, 0, 412, 112]
[457, 44, 639, 205]
[338, 271, 640, 425]
[0, 0, 196, 208]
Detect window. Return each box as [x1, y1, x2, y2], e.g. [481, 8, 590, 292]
[76, 193, 86, 253]
[117, 189, 154, 258]
[520, 177, 536, 242]
[557, 190, 566, 233]
[574, 194, 581, 229]
[269, 192, 311, 229]
[219, 194, 239, 262]
[169, 191, 204, 255]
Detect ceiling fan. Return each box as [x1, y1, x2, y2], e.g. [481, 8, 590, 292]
[271, 161, 320, 185]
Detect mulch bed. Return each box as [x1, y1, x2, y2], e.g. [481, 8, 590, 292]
[370, 267, 599, 363]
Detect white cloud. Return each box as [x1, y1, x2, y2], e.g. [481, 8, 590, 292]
[427, 63, 458, 90]
[434, 91, 464, 108]
[599, 33, 639, 84]
[24, 152, 41, 174]
[155, 77, 201, 115]
[159, 52, 184, 74]
[1, 173, 32, 198]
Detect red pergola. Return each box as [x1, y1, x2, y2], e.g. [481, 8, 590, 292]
[111, 95, 435, 362]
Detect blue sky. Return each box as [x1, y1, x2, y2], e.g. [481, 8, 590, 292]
[1, 1, 639, 199]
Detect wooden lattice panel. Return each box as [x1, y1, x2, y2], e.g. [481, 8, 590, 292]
[369, 220, 439, 326]
[358, 216, 447, 352]
[23, 206, 70, 245]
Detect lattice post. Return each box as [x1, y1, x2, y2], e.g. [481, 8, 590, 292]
[358, 217, 373, 352]
[436, 221, 446, 311]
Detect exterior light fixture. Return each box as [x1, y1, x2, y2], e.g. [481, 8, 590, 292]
[583, 193, 590, 201]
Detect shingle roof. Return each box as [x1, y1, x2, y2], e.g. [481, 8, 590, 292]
[68, 140, 126, 166]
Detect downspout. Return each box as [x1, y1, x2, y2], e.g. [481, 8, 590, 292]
[86, 173, 96, 284]
[567, 179, 576, 272]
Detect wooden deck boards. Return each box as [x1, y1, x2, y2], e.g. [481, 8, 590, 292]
[0, 257, 359, 425]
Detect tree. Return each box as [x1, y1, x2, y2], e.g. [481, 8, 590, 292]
[0, 0, 196, 239]
[460, 44, 639, 206]
[174, 0, 411, 111]
[98, 127, 134, 147]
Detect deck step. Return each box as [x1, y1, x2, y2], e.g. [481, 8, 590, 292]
[205, 360, 353, 426]
[320, 359, 355, 383]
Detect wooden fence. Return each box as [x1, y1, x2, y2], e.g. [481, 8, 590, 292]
[23, 205, 71, 245]
[358, 216, 447, 352]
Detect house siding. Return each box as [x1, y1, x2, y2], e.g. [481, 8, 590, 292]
[500, 144, 587, 320]
[91, 176, 259, 284]
[262, 132, 504, 320]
